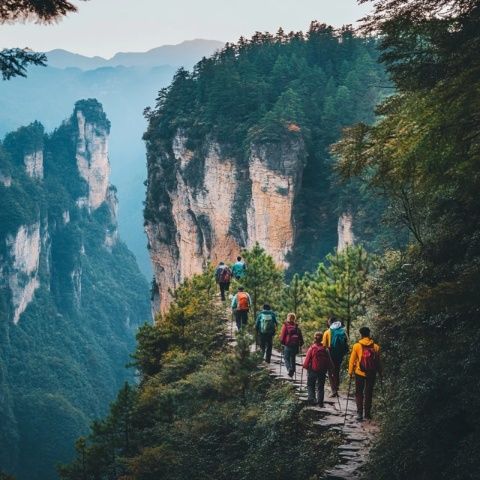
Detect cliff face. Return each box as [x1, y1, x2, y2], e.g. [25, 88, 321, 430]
[0, 100, 149, 480]
[145, 129, 323, 311]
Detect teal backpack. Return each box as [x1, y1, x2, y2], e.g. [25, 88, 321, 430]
[260, 312, 276, 334]
[330, 327, 348, 361]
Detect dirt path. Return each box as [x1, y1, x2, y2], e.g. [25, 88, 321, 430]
[223, 310, 378, 479]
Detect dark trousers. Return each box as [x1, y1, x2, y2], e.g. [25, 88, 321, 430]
[355, 374, 376, 416]
[259, 333, 274, 363]
[307, 370, 327, 405]
[235, 310, 248, 330]
[284, 345, 298, 375]
[331, 356, 343, 393]
[219, 282, 230, 301]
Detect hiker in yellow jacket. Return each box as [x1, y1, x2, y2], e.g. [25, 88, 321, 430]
[348, 327, 381, 421]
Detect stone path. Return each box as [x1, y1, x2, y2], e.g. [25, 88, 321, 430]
[223, 312, 378, 480]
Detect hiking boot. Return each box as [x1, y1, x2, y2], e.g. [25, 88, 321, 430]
[307, 398, 316, 406]
[365, 413, 372, 420]
[318, 402, 324, 408]
[288, 370, 294, 378]
[330, 391, 339, 398]
[356, 413, 363, 421]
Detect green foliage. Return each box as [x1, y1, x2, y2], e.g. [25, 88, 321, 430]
[144, 23, 391, 272]
[333, 1, 480, 478]
[240, 243, 284, 319]
[60, 273, 339, 480]
[0, 102, 150, 480]
[305, 246, 374, 337]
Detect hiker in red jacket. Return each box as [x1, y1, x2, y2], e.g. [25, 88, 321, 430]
[279, 313, 304, 377]
[303, 331, 335, 406]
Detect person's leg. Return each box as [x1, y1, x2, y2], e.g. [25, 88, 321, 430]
[364, 374, 376, 419]
[260, 334, 267, 358]
[240, 310, 248, 328]
[307, 370, 316, 403]
[219, 283, 226, 301]
[355, 375, 365, 420]
[265, 335, 273, 363]
[290, 347, 298, 376]
[317, 371, 326, 407]
[284, 346, 292, 373]
[235, 311, 241, 331]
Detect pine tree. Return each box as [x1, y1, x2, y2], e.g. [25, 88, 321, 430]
[278, 273, 308, 321]
[307, 245, 373, 336]
[241, 243, 283, 319]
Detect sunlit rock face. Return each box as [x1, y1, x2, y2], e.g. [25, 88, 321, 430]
[145, 130, 306, 312]
[337, 213, 355, 252]
[4, 223, 41, 324]
[24, 150, 43, 180]
[75, 110, 110, 211]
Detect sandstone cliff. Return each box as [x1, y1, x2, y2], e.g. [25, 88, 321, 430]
[145, 128, 352, 312]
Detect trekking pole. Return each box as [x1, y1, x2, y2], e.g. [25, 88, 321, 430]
[343, 374, 353, 427]
[279, 346, 284, 375]
[300, 347, 304, 389]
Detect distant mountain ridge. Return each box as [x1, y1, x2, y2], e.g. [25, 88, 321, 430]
[44, 39, 225, 70]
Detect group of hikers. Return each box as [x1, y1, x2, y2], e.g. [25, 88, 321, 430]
[215, 258, 382, 422]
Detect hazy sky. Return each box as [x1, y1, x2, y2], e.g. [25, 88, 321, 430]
[0, 0, 370, 57]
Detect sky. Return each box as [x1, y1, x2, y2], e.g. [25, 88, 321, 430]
[0, 0, 371, 57]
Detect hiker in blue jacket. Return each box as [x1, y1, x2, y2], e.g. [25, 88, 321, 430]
[322, 316, 349, 396]
[255, 304, 278, 363]
[231, 256, 246, 280]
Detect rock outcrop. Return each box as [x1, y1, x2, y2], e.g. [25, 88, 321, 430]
[75, 109, 110, 210]
[0, 99, 149, 480]
[145, 130, 308, 311]
[337, 213, 355, 252]
[5, 223, 41, 324]
[24, 150, 43, 180]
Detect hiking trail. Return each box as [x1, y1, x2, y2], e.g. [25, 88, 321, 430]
[224, 308, 378, 480]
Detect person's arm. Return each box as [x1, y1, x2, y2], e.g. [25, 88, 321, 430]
[273, 312, 279, 331]
[303, 347, 312, 369]
[298, 327, 304, 347]
[247, 293, 252, 307]
[348, 345, 357, 377]
[231, 295, 237, 310]
[322, 329, 330, 348]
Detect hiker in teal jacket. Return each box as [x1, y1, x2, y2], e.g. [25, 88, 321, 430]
[255, 304, 278, 363]
[231, 256, 246, 280]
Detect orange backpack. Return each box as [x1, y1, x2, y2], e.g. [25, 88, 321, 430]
[237, 292, 249, 311]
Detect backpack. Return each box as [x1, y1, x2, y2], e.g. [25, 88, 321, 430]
[220, 267, 232, 283]
[330, 327, 348, 361]
[285, 323, 300, 347]
[309, 345, 330, 372]
[237, 292, 249, 311]
[259, 312, 275, 335]
[359, 345, 378, 375]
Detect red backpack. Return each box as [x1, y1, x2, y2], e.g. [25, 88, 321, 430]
[360, 345, 378, 375]
[220, 267, 232, 283]
[309, 344, 330, 372]
[237, 292, 249, 311]
[284, 323, 300, 347]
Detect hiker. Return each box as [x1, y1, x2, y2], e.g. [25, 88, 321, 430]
[231, 256, 246, 280]
[322, 316, 349, 396]
[348, 327, 382, 421]
[231, 286, 251, 330]
[303, 331, 335, 406]
[279, 313, 304, 377]
[215, 261, 232, 301]
[255, 303, 278, 363]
